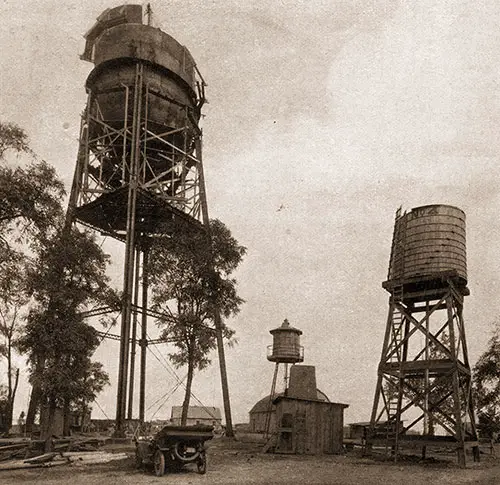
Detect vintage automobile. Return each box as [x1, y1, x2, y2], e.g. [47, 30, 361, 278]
[135, 424, 214, 476]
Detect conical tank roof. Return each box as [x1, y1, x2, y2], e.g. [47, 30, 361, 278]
[269, 319, 302, 335]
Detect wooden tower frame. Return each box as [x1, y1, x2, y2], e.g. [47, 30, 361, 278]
[367, 273, 479, 466]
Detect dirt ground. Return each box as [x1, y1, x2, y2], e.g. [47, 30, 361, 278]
[2, 438, 500, 485]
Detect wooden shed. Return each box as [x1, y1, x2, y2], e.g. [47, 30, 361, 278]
[249, 389, 330, 433]
[273, 396, 348, 454]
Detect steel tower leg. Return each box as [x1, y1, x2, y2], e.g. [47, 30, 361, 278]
[127, 248, 141, 420]
[196, 137, 235, 437]
[139, 246, 149, 423]
[447, 294, 466, 467]
[214, 311, 234, 437]
[366, 297, 397, 455]
[115, 64, 143, 436]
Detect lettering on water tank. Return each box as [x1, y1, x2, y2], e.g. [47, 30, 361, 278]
[408, 206, 439, 220]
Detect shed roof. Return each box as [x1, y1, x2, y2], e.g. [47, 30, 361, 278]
[249, 389, 330, 415]
[170, 406, 221, 421]
[273, 396, 349, 408]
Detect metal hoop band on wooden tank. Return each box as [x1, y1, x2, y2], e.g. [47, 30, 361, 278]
[387, 204, 467, 286]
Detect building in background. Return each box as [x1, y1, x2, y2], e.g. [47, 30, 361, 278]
[170, 406, 222, 430]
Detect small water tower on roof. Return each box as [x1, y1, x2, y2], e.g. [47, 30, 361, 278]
[267, 319, 304, 364]
[264, 319, 304, 437]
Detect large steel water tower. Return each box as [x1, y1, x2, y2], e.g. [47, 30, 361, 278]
[67, 5, 232, 436]
[367, 205, 479, 466]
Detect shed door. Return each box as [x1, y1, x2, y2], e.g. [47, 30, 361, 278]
[276, 413, 294, 453]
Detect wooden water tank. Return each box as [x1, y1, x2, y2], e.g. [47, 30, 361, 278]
[267, 319, 304, 364]
[387, 204, 467, 285]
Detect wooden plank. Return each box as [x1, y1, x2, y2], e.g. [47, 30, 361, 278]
[0, 443, 30, 452]
[409, 303, 448, 313]
[24, 452, 59, 464]
[382, 359, 471, 377]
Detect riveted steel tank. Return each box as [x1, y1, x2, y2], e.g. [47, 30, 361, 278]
[83, 5, 200, 185]
[87, 23, 198, 129]
[387, 204, 467, 285]
[267, 319, 304, 364]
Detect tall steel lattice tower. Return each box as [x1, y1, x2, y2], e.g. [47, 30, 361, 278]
[67, 5, 233, 436]
[367, 205, 479, 467]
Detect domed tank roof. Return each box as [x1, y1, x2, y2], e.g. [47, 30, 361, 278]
[82, 5, 143, 63]
[82, 4, 197, 94]
[269, 318, 302, 335]
[249, 390, 330, 414]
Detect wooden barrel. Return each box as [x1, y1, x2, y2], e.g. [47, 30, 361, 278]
[388, 205, 467, 284]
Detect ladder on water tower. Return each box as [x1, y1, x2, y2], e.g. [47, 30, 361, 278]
[385, 291, 405, 457]
[386, 207, 407, 456]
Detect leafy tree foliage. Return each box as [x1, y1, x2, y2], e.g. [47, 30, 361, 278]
[473, 321, 500, 439]
[0, 122, 30, 159]
[0, 121, 64, 263]
[18, 226, 113, 443]
[149, 219, 245, 425]
[69, 362, 109, 433]
[71, 362, 110, 414]
[0, 120, 65, 434]
[0, 160, 64, 242]
[0, 120, 113, 441]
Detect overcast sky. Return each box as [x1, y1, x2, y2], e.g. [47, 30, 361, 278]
[2, 0, 500, 425]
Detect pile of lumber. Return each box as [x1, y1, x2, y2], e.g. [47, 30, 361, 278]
[0, 438, 128, 471]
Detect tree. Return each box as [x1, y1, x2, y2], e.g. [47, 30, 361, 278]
[473, 321, 500, 439]
[66, 362, 110, 435]
[0, 120, 65, 434]
[0, 122, 30, 159]
[0, 384, 9, 434]
[18, 223, 114, 446]
[0, 160, 64, 244]
[0, 121, 114, 442]
[149, 219, 245, 425]
[0, 121, 64, 264]
[0, 255, 30, 431]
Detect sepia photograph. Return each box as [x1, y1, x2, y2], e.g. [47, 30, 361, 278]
[1, 1, 500, 483]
